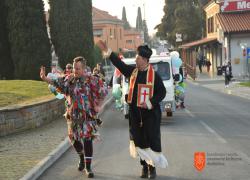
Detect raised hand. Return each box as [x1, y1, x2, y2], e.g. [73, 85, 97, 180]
[40, 66, 46, 80]
[96, 40, 108, 53]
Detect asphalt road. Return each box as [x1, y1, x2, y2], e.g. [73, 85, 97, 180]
[39, 82, 250, 180]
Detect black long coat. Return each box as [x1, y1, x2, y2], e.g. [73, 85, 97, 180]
[109, 53, 166, 152]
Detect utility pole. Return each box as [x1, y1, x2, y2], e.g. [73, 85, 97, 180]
[143, 2, 145, 20]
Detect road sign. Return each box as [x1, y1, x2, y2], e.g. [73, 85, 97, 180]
[176, 33, 182, 42]
[247, 48, 250, 64]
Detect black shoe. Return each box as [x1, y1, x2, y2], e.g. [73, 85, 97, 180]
[180, 102, 185, 109]
[78, 159, 85, 171]
[96, 118, 103, 126]
[85, 168, 94, 178]
[140, 165, 148, 178]
[148, 165, 156, 179]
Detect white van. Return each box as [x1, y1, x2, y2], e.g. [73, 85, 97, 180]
[121, 55, 175, 118]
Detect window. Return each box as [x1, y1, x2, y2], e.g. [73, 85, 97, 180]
[152, 62, 170, 80]
[207, 16, 214, 33]
[123, 50, 136, 58]
[93, 29, 103, 37]
[120, 29, 122, 40]
[211, 16, 214, 33]
[126, 40, 133, 44]
[207, 18, 210, 33]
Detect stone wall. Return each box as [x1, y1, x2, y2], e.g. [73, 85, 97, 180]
[0, 99, 65, 136]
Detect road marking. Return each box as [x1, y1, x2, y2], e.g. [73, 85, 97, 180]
[184, 109, 195, 118]
[200, 121, 227, 144]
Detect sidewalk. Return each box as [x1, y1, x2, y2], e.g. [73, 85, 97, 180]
[0, 92, 113, 180]
[188, 70, 250, 100]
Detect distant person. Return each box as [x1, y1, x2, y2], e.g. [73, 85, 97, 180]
[178, 66, 186, 108]
[206, 60, 211, 72]
[199, 60, 202, 73]
[64, 63, 73, 75]
[198, 53, 203, 73]
[96, 63, 105, 77]
[93, 67, 105, 82]
[224, 61, 232, 88]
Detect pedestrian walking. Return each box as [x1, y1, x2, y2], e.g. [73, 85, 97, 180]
[198, 57, 203, 73]
[197, 51, 204, 73]
[40, 56, 107, 178]
[178, 66, 186, 108]
[224, 61, 232, 88]
[206, 60, 211, 72]
[97, 40, 168, 179]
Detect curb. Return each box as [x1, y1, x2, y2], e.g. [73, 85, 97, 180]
[20, 96, 113, 180]
[20, 137, 70, 180]
[187, 77, 250, 100]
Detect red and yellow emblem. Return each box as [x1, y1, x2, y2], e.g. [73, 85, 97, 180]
[194, 152, 206, 171]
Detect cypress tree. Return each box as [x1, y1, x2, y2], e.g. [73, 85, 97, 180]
[0, 1, 14, 79]
[5, 0, 51, 80]
[136, 7, 143, 31]
[92, 45, 102, 69]
[142, 20, 149, 45]
[122, 6, 130, 30]
[49, 0, 94, 68]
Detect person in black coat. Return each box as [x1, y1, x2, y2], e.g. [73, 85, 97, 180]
[97, 41, 168, 179]
[224, 61, 232, 88]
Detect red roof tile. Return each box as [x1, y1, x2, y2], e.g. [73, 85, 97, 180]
[217, 12, 250, 33]
[180, 37, 217, 49]
[92, 7, 122, 23]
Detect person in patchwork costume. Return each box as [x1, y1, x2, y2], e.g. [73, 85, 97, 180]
[40, 56, 107, 178]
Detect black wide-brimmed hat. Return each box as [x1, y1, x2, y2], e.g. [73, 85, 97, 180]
[137, 45, 152, 59]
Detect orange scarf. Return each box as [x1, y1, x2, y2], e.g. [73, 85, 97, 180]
[127, 64, 155, 104]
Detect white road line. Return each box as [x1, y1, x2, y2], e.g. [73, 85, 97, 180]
[200, 121, 227, 144]
[184, 109, 195, 118]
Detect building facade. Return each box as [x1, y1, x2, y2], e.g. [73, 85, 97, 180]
[181, 0, 250, 79]
[92, 7, 143, 52]
[92, 7, 124, 52]
[123, 29, 144, 50]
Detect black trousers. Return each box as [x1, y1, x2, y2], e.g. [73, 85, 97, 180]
[225, 75, 230, 85]
[73, 139, 93, 165]
[140, 159, 147, 166]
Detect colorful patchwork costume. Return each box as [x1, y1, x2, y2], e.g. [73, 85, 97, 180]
[52, 73, 107, 176]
